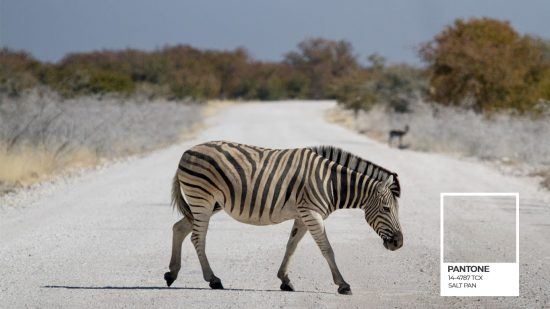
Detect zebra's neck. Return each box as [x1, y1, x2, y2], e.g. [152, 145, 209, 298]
[329, 162, 374, 210]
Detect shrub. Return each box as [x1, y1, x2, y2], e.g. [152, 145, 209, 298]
[0, 90, 202, 189]
[347, 99, 550, 167]
[285, 38, 359, 99]
[333, 55, 428, 114]
[1, 31, 548, 113]
[420, 18, 549, 113]
[331, 69, 375, 114]
[88, 69, 135, 94]
[0, 49, 41, 96]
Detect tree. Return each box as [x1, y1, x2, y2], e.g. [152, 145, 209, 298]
[285, 38, 359, 98]
[333, 55, 427, 115]
[420, 18, 547, 113]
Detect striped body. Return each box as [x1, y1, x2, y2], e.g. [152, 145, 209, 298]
[177, 141, 307, 225]
[165, 140, 403, 294]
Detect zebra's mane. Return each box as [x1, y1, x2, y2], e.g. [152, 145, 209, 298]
[309, 145, 401, 197]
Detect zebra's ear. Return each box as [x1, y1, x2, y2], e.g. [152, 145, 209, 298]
[384, 175, 394, 188]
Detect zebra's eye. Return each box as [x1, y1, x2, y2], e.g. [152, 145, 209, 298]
[382, 204, 391, 212]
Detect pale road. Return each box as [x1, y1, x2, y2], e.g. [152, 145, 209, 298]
[1, 101, 549, 308]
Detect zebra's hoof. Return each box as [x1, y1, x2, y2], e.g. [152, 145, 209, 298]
[209, 280, 224, 290]
[280, 282, 295, 291]
[164, 272, 176, 287]
[338, 284, 352, 295]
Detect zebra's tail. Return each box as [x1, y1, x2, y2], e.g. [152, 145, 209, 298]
[171, 171, 194, 221]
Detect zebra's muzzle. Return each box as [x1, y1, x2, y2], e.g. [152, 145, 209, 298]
[382, 231, 403, 251]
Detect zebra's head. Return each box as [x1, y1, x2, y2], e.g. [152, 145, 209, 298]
[364, 175, 403, 251]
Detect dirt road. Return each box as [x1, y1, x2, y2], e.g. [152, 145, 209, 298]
[1, 101, 549, 308]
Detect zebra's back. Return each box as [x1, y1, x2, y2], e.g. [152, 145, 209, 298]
[177, 141, 312, 225]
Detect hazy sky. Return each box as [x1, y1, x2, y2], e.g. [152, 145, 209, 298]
[1, 0, 549, 64]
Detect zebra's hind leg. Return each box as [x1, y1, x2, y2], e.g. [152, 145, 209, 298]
[277, 219, 307, 292]
[164, 217, 193, 287]
[190, 213, 224, 289]
[299, 209, 351, 295]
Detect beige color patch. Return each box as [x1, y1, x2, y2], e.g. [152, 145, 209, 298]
[0, 145, 99, 187]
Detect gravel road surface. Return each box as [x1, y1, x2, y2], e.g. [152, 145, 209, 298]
[1, 101, 549, 308]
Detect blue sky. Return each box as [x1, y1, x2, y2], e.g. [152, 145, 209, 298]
[1, 0, 549, 64]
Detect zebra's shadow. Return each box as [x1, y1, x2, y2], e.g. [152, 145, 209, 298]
[42, 285, 331, 294]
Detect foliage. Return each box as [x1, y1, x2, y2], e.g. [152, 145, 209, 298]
[0, 45, 312, 101]
[284, 38, 359, 99]
[1, 24, 549, 115]
[333, 54, 428, 114]
[0, 49, 41, 96]
[420, 17, 550, 113]
[331, 69, 374, 115]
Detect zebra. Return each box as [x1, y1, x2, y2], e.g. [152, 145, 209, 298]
[164, 141, 403, 295]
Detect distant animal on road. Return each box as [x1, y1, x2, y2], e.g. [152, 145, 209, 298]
[388, 125, 409, 148]
[164, 141, 403, 295]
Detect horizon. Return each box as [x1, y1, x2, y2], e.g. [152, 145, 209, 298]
[1, 0, 550, 65]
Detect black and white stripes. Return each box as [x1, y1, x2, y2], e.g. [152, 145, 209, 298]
[164, 141, 403, 294]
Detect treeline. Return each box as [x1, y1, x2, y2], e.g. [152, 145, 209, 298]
[335, 18, 550, 115]
[1, 17, 549, 114]
[0, 40, 352, 101]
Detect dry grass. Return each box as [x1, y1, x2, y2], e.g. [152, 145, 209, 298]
[329, 100, 550, 190]
[325, 106, 356, 129]
[0, 90, 202, 193]
[0, 145, 98, 187]
[202, 99, 236, 118]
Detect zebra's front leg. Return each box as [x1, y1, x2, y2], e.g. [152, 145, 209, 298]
[277, 219, 307, 292]
[300, 209, 351, 295]
[164, 217, 193, 286]
[190, 214, 223, 289]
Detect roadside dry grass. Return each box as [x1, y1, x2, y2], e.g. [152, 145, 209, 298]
[328, 101, 550, 190]
[204, 99, 237, 115]
[0, 90, 204, 194]
[0, 145, 98, 187]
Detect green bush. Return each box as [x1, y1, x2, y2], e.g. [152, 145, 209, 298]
[88, 70, 135, 94]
